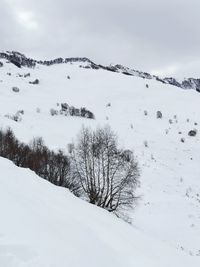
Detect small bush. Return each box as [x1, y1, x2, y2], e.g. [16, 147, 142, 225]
[144, 140, 148, 147]
[12, 87, 20, 93]
[188, 129, 197, 137]
[29, 79, 39, 85]
[156, 111, 162, 119]
[144, 110, 148, 116]
[50, 103, 95, 119]
[5, 110, 23, 122]
[50, 108, 58, 116]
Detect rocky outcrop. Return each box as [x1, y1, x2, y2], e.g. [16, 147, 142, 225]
[1, 51, 200, 92]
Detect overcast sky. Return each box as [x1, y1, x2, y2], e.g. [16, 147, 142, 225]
[1, 0, 200, 77]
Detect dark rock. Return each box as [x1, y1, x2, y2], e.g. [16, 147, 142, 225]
[29, 79, 39, 85]
[156, 111, 162, 119]
[188, 130, 197, 137]
[12, 87, 20, 93]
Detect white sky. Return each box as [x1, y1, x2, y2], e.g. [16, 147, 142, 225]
[1, 0, 200, 78]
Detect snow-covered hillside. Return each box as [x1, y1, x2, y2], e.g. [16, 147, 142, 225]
[0, 53, 200, 266]
[0, 157, 199, 267]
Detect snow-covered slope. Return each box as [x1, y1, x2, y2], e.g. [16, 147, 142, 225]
[0, 52, 200, 266]
[0, 157, 199, 267]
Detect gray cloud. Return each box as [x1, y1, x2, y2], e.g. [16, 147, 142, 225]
[1, 0, 200, 77]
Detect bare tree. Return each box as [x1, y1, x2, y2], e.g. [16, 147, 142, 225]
[70, 126, 140, 217]
[0, 128, 79, 196]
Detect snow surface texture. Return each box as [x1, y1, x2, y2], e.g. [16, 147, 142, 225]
[0, 57, 200, 266]
[0, 157, 199, 267]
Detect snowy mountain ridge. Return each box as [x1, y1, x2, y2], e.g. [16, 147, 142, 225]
[1, 50, 200, 92]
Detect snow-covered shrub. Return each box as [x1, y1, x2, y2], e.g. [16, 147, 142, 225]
[194, 122, 198, 126]
[0, 61, 3, 67]
[24, 73, 30, 78]
[50, 108, 58, 116]
[144, 110, 148, 116]
[188, 129, 197, 137]
[5, 112, 22, 122]
[61, 103, 68, 112]
[169, 119, 173, 124]
[5, 110, 24, 122]
[13, 114, 22, 122]
[156, 111, 162, 119]
[52, 103, 95, 119]
[80, 107, 94, 119]
[144, 140, 148, 147]
[36, 107, 41, 113]
[29, 79, 39, 85]
[12, 86, 20, 93]
[146, 84, 149, 88]
[187, 118, 190, 123]
[67, 75, 71, 79]
[106, 103, 111, 107]
[17, 110, 24, 115]
[130, 124, 133, 129]
[165, 129, 169, 134]
[180, 138, 185, 143]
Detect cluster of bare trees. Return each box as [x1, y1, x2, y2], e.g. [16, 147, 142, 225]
[0, 128, 80, 196]
[0, 126, 140, 219]
[70, 126, 140, 217]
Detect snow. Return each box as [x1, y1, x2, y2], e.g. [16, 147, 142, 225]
[0, 157, 199, 267]
[0, 59, 200, 266]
